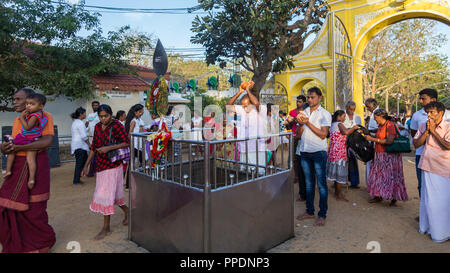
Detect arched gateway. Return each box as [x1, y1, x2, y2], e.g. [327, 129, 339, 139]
[275, 0, 450, 119]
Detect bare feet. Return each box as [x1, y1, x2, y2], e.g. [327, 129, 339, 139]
[296, 213, 315, 221]
[368, 197, 382, 203]
[93, 228, 111, 240]
[389, 200, 397, 207]
[314, 217, 326, 226]
[336, 195, 349, 202]
[27, 180, 35, 190]
[3, 171, 11, 179]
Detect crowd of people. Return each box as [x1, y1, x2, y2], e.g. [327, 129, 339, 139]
[0, 85, 448, 252]
[276, 87, 449, 241]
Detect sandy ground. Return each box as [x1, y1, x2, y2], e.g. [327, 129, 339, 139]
[1, 155, 449, 253]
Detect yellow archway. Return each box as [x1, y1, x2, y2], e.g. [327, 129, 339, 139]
[276, 0, 450, 121]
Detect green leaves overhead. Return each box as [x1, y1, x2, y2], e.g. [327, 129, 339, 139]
[0, 0, 153, 111]
[191, 0, 327, 94]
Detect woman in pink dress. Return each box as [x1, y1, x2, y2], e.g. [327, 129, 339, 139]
[364, 109, 409, 206]
[327, 110, 359, 201]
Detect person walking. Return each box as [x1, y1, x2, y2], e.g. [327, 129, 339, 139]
[413, 101, 450, 243]
[327, 110, 359, 201]
[343, 101, 362, 189]
[70, 107, 90, 186]
[363, 109, 409, 206]
[0, 88, 56, 253]
[81, 104, 130, 240]
[296, 87, 332, 226]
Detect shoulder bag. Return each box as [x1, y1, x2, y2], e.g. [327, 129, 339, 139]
[106, 126, 130, 162]
[385, 121, 411, 153]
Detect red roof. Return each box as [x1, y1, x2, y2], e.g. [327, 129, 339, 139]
[92, 74, 150, 91]
[129, 64, 171, 81]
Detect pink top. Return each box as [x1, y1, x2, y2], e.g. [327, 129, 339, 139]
[289, 108, 300, 136]
[414, 119, 450, 178]
[328, 122, 347, 162]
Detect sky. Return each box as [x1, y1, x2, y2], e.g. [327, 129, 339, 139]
[74, 0, 450, 61]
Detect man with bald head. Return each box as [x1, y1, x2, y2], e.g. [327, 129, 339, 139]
[227, 81, 267, 175]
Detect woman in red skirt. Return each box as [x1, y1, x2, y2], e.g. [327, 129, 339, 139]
[363, 109, 409, 206]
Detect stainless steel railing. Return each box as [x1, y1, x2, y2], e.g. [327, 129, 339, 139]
[130, 129, 293, 190]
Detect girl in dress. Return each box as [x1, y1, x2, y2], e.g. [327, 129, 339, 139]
[4, 93, 48, 190]
[327, 110, 359, 201]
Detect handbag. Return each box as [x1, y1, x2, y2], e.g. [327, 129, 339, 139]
[385, 121, 411, 153]
[346, 126, 374, 163]
[106, 127, 130, 162]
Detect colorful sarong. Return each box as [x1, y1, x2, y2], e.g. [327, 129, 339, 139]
[367, 152, 409, 201]
[0, 151, 55, 253]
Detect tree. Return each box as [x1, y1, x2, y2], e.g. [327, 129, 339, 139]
[363, 19, 449, 114]
[168, 55, 253, 92]
[0, 0, 152, 111]
[191, 0, 327, 95]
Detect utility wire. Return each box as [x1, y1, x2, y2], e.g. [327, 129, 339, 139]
[52, 1, 205, 14]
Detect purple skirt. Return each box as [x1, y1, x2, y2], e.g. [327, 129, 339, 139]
[367, 152, 409, 201]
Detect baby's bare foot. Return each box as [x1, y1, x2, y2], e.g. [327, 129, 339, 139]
[3, 171, 12, 179]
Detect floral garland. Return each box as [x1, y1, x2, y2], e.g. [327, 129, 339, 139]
[147, 78, 160, 115]
[146, 122, 172, 167]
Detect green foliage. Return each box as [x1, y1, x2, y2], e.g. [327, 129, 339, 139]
[183, 89, 229, 115]
[191, 0, 326, 94]
[0, 0, 152, 111]
[363, 19, 449, 114]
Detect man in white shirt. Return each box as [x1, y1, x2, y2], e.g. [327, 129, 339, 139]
[296, 87, 331, 227]
[344, 101, 362, 189]
[227, 81, 267, 176]
[410, 88, 450, 198]
[86, 101, 100, 177]
[364, 98, 379, 185]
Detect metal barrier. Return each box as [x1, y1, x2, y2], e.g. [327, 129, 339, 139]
[128, 129, 294, 253]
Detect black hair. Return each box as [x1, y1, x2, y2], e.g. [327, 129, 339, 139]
[373, 108, 391, 120]
[166, 105, 174, 116]
[71, 107, 86, 119]
[115, 110, 126, 120]
[365, 98, 378, 106]
[296, 95, 306, 102]
[424, 101, 445, 113]
[307, 87, 322, 97]
[332, 110, 346, 122]
[27, 93, 46, 106]
[267, 103, 273, 114]
[418, 88, 438, 100]
[97, 104, 113, 116]
[16, 88, 35, 97]
[92, 100, 100, 105]
[125, 104, 144, 133]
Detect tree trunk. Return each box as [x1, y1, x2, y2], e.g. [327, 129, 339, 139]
[251, 71, 270, 99]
